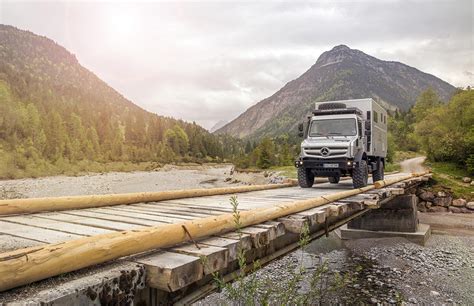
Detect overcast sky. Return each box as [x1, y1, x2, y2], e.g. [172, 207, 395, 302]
[1, 1, 472, 129]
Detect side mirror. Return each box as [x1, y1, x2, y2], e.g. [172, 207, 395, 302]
[298, 123, 304, 137]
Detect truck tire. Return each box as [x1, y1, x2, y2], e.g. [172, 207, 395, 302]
[328, 176, 340, 184]
[318, 103, 346, 110]
[352, 160, 368, 188]
[297, 167, 314, 188]
[372, 160, 384, 182]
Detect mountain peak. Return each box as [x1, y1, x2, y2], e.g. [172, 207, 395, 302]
[330, 44, 351, 52]
[216, 46, 455, 139]
[315, 44, 361, 67]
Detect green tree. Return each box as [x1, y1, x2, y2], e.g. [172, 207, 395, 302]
[256, 138, 275, 169]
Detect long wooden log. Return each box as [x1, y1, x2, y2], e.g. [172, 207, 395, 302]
[0, 182, 295, 216]
[374, 171, 429, 189]
[0, 173, 425, 292]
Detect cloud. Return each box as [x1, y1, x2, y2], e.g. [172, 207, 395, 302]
[1, 0, 472, 129]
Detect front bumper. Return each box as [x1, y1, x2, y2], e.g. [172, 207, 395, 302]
[295, 157, 354, 177]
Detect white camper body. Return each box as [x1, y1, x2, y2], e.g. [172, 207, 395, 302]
[315, 99, 388, 158]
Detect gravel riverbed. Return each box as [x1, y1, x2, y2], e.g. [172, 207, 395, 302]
[0, 164, 276, 199]
[197, 232, 474, 305]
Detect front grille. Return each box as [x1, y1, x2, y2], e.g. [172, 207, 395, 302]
[304, 145, 348, 158]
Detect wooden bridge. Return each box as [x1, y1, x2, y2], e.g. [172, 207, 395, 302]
[0, 172, 430, 305]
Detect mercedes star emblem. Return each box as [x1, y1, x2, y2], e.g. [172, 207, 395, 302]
[320, 147, 330, 156]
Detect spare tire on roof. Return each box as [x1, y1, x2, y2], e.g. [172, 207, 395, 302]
[318, 102, 347, 110]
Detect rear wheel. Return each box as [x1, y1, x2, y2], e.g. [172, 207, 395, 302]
[372, 160, 384, 183]
[328, 176, 340, 184]
[352, 160, 368, 188]
[297, 167, 314, 188]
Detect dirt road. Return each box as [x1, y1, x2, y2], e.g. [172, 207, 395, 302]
[400, 156, 426, 173]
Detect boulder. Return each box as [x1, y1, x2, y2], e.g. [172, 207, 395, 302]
[417, 201, 427, 212]
[449, 206, 462, 213]
[471, 181, 474, 186]
[437, 191, 447, 197]
[452, 198, 467, 207]
[461, 207, 474, 214]
[425, 201, 433, 208]
[419, 191, 435, 202]
[433, 196, 453, 207]
[462, 177, 472, 183]
[466, 202, 474, 210]
[428, 206, 448, 213]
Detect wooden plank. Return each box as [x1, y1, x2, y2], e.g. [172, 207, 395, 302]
[144, 201, 234, 214]
[217, 232, 253, 251]
[34, 213, 136, 231]
[171, 244, 228, 275]
[0, 234, 43, 252]
[134, 251, 203, 292]
[278, 216, 308, 233]
[62, 211, 162, 227]
[199, 236, 251, 261]
[91, 207, 173, 224]
[0, 216, 112, 236]
[108, 206, 198, 221]
[240, 226, 270, 248]
[0, 220, 83, 243]
[118, 203, 215, 219]
[385, 187, 405, 195]
[263, 221, 286, 237]
[130, 203, 218, 217]
[295, 207, 327, 225]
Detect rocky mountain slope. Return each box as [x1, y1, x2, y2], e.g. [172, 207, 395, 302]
[215, 45, 455, 139]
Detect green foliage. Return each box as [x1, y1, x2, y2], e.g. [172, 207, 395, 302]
[414, 89, 473, 169]
[425, 161, 473, 200]
[389, 88, 473, 174]
[236, 135, 298, 170]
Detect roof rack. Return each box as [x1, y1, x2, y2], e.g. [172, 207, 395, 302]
[312, 107, 362, 116]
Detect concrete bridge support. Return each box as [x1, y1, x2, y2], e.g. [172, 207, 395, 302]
[340, 194, 431, 245]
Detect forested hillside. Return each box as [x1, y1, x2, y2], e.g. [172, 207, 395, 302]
[0, 25, 242, 178]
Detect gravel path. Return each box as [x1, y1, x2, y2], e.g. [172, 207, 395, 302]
[400, 156, 426, 173]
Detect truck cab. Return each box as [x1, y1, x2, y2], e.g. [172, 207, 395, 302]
[295, 99, 387, 189]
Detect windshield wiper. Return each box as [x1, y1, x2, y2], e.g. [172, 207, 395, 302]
[327, 132, 342, 135]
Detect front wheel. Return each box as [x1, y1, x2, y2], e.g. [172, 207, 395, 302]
[297, 167, 314, 188]
[372, 160, 384, 182]
[352, 160, 368, 188]
[328, 176, 340, 184]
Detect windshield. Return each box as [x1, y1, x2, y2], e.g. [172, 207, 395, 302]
[309, 119, 357, 137]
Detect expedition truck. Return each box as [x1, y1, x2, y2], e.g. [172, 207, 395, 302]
[295, 98, 387, 189]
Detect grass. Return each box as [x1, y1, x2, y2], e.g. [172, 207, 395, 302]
[424, 161, 473, 200]
[385, 162, 401, 173]
[270, 165, 297, 179]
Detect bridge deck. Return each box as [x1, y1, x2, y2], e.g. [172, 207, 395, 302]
[0, 173, 428, 304]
